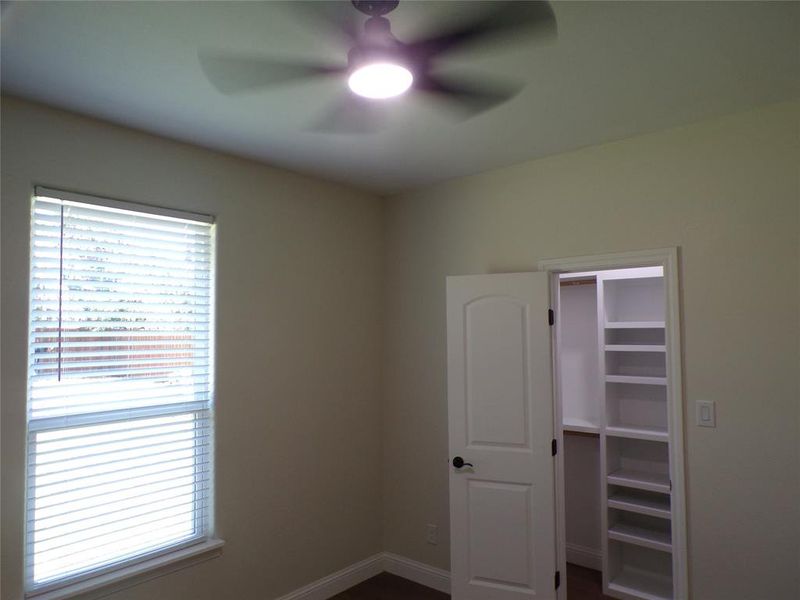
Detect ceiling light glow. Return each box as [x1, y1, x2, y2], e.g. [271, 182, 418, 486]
[348, 63, 413, 99]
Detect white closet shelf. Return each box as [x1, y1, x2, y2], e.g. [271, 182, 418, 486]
[608, 567, 673, 600]
[598, 267, 664, 281]
[606, 375, 667, 386]
[608, 491, 671, 519]
[605, 321, 665, 329]
[606, 425, 668, 442]
[608, 523, 672, 553]
[605, 344, 666, 353]
[562, 417, 601, 434]
[607, 469, 670, 494]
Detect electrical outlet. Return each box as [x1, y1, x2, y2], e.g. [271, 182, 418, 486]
[426, 523, 438, 545]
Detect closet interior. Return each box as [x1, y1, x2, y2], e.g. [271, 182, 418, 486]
[558, 266, 679, 600]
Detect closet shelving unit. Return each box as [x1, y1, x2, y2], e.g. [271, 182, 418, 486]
[560, 266, 678, 600]
[600, 268, 673, 600]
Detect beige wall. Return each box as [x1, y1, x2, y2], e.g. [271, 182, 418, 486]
[0, 97, 385, 600]
[382, 102, 800, 599]
[3, 96, 799, 600]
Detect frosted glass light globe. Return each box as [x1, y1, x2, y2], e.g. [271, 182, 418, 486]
[348, 63, 413, 99]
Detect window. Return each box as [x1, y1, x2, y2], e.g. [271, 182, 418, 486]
[26, 188, 216, 596]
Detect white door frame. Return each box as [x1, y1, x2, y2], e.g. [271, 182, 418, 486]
[538, 247, 688, 600]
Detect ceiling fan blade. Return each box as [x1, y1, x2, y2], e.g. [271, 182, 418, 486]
[311, 92, 386, 135]
[199, 52, 346, 95]
[415, 73, 522, 117]
[405, 1, 556, 59]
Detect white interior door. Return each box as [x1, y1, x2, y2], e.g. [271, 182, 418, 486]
[447, 273, 557, 600]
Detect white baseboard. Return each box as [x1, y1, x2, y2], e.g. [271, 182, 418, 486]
[566, 543, 602, 571]
[382, 552, 451, 594]
[273, 553, 384, 600]
[272, 552, 451, 600]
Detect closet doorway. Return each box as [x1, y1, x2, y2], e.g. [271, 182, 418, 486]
[541, 250, 687, 600]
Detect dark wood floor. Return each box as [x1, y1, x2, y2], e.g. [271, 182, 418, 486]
[331, 565, 612, 599]
[566, 564, 615, 600]
[331, 572, 448, 599]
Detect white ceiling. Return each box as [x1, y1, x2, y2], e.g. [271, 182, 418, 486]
[2, 1, 798, 194]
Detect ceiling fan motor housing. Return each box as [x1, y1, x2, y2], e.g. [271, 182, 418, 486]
[351, 0, 400, 17]
[348, 12, 409, 73]
[347, 42, 410, 74]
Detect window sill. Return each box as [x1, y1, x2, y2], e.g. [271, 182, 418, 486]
[27, 539, 225, 600]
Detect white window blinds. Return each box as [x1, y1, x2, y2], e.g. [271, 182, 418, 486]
[26, 190, 215, 594]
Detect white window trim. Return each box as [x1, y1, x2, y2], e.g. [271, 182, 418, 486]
[25, 187, 222, 599]
[26, 539, 225, 600]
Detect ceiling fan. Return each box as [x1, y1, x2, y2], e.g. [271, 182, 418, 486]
[199, 0, 556, 133]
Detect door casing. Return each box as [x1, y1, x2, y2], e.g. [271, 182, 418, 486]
[538, 247, 687, 600]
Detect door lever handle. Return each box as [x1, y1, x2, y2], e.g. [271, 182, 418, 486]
[452, 456, 474, 469]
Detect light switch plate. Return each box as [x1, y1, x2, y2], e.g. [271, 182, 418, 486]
[696, 400, 716, 427]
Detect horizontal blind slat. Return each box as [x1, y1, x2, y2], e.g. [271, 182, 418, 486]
[31, 221, 212, 252]
[36, 241, 211, 263]
[57, 209, 211, 238]
[32, 294, 211, 308]
[31, 282, 212, 299]
[31, 353, 210, 368]
[30, 444, 212, 496]
[33, 281, 210, 293]
[30, 400, 210, 422]
[32, 440, 212, 483]
[31, 477, 212, 524]
[31, 335, 211, 346]
[30, 266, 211, 284]
[29, 402, 210, 431]
[34, 345, 209, 365]
[32, 435, 212, 476]
[31, 312, 211, 323]
[32, 465, 212, 507]
[27, 524, 201, 581]
[30, 381, 210, 403]
[30, 498, 210, 549]
[31, 346, 210, 359]
[32, 296, 211, 309]
[31, 422, 213, 461]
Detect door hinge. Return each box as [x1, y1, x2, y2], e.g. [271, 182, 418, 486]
[548, 308, 555, 326]
[555, 570, 561, 590]
[551, 438, 557, 456]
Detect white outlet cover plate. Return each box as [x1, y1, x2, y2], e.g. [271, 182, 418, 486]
[426, 524, 438, 545]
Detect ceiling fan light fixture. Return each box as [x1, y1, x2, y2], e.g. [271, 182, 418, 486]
[348, 62, 413, 99]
